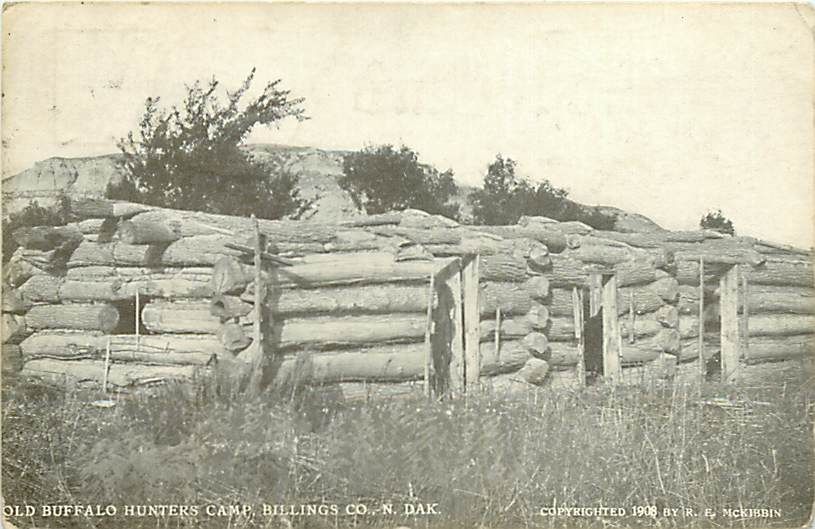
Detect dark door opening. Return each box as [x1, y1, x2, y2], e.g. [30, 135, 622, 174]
[109, 297, 153, 335]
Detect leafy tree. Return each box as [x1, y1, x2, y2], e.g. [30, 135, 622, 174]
[107, 69, 309, 219]
[2, 197, 72, 262]
[339, 144, 459, 218]
[700, 209, 735, 235]
[469, 154, 615, 228]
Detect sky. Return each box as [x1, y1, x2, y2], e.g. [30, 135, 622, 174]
[3, 3, 814, 247]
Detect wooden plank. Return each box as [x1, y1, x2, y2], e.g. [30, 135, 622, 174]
[571, 287, 586, 387]
[589, 274, 603, 317]
[463, 255, 481, 390]
[719, 265, 740, 382]
[495, 307, 502, 363]
[448, 264, 465, 393]
[601, 274, 622, 382]
[698, 258, 705, 383]
[248, 216, 266, 395]
[424, 273, 434, 398]
[628, 292, 635, 344]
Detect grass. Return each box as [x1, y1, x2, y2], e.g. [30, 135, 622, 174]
[2, 370, 813, 529]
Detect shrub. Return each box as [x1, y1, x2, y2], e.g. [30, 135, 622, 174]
[108, 69, 310, 219]
[470, 154, 616, 228]
[700, 209, 735, 235]
[339, 144, 459, 218]
[2, 196, 72, 262]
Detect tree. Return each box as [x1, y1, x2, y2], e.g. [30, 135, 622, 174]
[700, 209, 735, 235]
[339, 144, 459, 218]
[107, 69, 309, 219]
[469, 154, 616, 228]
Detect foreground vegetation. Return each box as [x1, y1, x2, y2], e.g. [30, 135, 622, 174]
[2, 371, 813, 529]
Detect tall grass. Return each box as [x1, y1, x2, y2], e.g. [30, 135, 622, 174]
[2, 373, 813, 529]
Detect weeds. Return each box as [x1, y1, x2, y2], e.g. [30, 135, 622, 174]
[2, 373, 813, 529]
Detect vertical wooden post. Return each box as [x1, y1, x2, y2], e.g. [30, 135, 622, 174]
[102, 336, 111, 393]
[720, 265, 740, 382]
[135, 289, 140, 351]
[741, 272, 750, 363]
[247, 215, 266, 395]
[571, 287, 586, 387]
[462, 255, 480, 391]
[424, 273, 435, 398]
[589, 274, 602, 317]
[494, 307, 502, 363]
[698, 258, 705, 383]
[628, 293, 635, 344]
[448, 259, 465, 393]
[601, 274, 622, 382]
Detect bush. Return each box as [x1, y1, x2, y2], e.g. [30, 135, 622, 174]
[470, 154, 616, 228]
[107, 69, 310, 219]
[2, 196, 72, 263]
[700, 209, 735, 235]
[339, 144, 459, 218]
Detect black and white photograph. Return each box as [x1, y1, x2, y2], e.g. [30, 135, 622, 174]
[1, 3, 814, 528]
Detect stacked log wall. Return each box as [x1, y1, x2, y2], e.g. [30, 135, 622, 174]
[6, 197, 812, 394]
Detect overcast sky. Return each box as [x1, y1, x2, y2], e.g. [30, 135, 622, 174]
[3, 3, 813, 247]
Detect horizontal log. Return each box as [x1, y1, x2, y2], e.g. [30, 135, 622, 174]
[745, 335, 814, 363]
[2, 313, 29, 344]
[673, 338, 720, 362]
[547, 254, 662, 288]
[12, 225, 84, 251]
[745, 285, 815, 314]
[243, 284, 429, 316]
[141, 301, 221, 334]
[70, 197, 153, 219]
[340, 212, 403, 227]
[591, 230, 721, 248]
[547, 341, 580, 367]
[25, 303, 120, 332]
[248, 253, 445, 289]
[266, 314, 428, 350]
[127, 207, 338, 243]
[676, 260, 739, 286]
[677, 259, 813, 287]
[368, 226, 461, 245]
[69, 218, 107, 234]
[746, 314, 815, 337]
[21, 358, 200, 388]
[18, 272, 212, 302]
[67, 236, 243, 268]
[746, 260, 814, 287]
[673, 247, 766, 267]
[117, 219, 181, 244]
[480, 340, 534, 376]
[546, 285, 666, 318]
[479, 253, 530, 282]
[272, 343, 427, 384]
[468, 225, 567, 253]
[481, 317, 537, 341]
[481, 282, 547, 317]
[20, 332, 223, 359]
